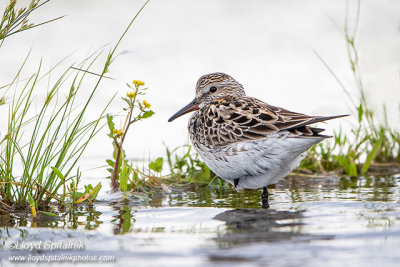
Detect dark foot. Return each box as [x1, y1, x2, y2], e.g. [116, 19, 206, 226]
[234, 179, 239, 188]
[261, 186, 269, 209]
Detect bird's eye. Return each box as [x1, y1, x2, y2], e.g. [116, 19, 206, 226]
[210, 86, 217, 93]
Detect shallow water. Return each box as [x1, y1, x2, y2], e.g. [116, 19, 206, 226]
[1, 174, 399, 266]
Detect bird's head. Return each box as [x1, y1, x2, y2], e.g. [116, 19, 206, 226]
[168, 72, 245, 122]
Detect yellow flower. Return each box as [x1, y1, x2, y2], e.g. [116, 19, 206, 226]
[126, 92, 136, 99]
[142, 100, 151, 109]
[132, 80, 145, 86]
[113, 129, 123, 137]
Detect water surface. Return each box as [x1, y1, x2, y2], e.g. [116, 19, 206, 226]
[1, 174, 399, 266]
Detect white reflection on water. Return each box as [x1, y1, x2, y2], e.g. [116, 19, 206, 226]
[0, 0, 399, 163]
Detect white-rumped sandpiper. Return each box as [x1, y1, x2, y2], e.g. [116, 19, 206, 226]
[169, 72, 347, 208]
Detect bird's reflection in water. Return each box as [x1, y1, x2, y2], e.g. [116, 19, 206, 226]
[211, 208, 333, 262]
[213, 208, 305, 246]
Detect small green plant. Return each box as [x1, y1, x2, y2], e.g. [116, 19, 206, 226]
[149, 157, 164, 173]
[106, 80, 154, 194]
[164, 144, 214, 184]
[51, 167, 101, 209]
[162, 144, 229, 192]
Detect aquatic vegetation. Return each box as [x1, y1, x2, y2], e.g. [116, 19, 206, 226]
[0, 50, 112, 214]
[0, 0, 151, 215]
[299, 2, 400, 176]
[106, 80, 154, 194]
[148, 144, 226, 191]
[164, 144, 215, 184]
[163, 144, 232, 193]
[104, 143, 226, 198]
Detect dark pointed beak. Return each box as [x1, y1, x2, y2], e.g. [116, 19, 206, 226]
[168, 98, 199, 122]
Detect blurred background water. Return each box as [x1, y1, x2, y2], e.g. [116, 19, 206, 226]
[1, 0, 399, 164]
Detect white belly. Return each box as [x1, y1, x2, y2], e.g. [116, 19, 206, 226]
[192, 132, 325, 189]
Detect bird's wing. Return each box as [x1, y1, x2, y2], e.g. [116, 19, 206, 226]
[202, 96, 348, 146]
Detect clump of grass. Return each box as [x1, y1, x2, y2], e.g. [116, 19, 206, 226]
[300, 1, 400, 176]
[0, 0, 151, 216]
[0, 51, 109, 214]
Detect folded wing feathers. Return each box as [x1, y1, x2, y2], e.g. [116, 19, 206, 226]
[206, 97, 348, 146]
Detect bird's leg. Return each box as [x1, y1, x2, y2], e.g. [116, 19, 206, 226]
[234, 179, 239, 188]
[261, 186, 269, 209]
